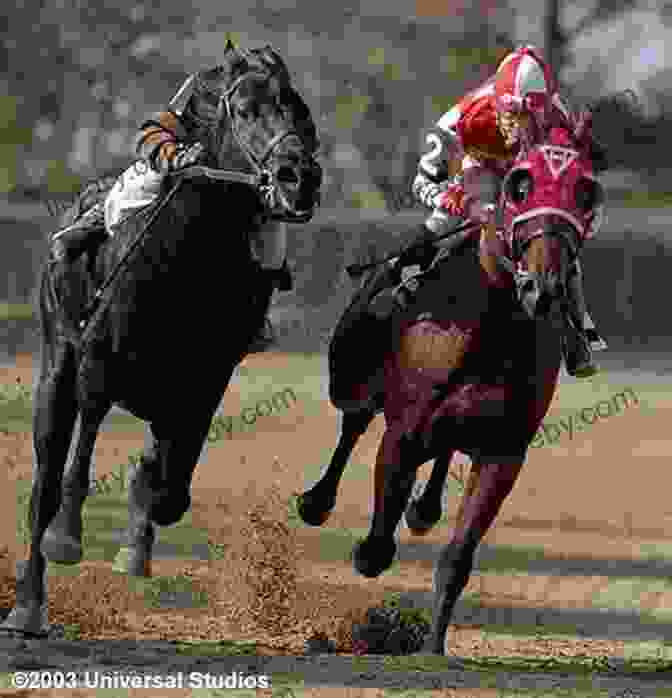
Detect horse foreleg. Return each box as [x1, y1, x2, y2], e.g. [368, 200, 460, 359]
[113, 428, 160, 577]
[114, 409, 214, 577]
[41, 401, 110, 565]
[296, 406, 376, 526]
[427, 455, 523, 655]
[353, 429, 423, 578]
[2, 346, 79, 635]
[404, 450, 455, 535]
[453, 459, 483, 531]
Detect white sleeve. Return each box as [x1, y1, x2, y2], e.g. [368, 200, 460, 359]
[413, 107, 463, 208]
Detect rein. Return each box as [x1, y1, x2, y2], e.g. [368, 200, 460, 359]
[76, 66, 307, 343]
[78, 165, 261, 346]
[217, 70, 301, 213]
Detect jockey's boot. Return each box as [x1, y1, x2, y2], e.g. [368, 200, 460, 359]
[368, 224, 439, 321]
[562, 262, 605, 378]
[50, 203, 108, 265]
[248, 261, 293, 352]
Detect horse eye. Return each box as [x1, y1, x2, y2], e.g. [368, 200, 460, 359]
[517, 178, 531, 199]
[507, 171, 533, 203]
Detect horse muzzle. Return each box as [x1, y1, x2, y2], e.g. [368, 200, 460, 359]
[269, 157, 322, 222]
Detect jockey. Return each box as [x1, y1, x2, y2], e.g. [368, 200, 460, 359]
[380, 44, 607, 378]
[49, 66, 294, 349]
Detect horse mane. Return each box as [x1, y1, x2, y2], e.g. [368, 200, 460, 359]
[197, 41, 294, 96]
[222, 41, 318, 153]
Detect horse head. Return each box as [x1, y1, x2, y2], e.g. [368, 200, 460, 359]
[189, 40, 322, 223]
[499, 125, 604, 320]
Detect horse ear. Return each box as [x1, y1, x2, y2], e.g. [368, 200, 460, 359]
[224, 36, 236, 52]
[262, 44, 291, 81]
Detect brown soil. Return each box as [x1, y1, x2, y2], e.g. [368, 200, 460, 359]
[1, 352, 670, 663]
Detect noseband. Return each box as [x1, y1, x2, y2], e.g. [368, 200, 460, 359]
[214, 70, 303, 196]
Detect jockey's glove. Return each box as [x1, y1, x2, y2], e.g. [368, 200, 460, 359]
[166, 142, 205, 173]
[435, 183, 466, 218]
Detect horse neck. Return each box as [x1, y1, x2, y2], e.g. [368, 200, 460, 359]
[478, 223, 511, 289]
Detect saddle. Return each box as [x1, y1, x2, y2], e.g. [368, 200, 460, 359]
[329, 237, 501, 410]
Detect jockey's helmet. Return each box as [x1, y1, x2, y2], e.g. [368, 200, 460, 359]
[494, 45, 556, 148]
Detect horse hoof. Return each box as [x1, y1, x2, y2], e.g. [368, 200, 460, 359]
[149, 489, 190, 527]
[112, 546, 151, 577]
[404, 499, 441, 536]
[40, 530, 83, 565]
[352, 538, 396, 578]
[295, 492, 333, 527]
[0, 602, 49, 637]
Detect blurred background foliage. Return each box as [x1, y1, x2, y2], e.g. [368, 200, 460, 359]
[0, 0, 671, 210]
[0, 0, 521, 210]
[0, 0, 671, 353]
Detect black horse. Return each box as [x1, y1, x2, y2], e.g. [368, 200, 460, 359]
[2, 42, 321, 636]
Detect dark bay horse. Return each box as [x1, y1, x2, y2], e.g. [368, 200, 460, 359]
[297, 124, 603, 654]
[2, 42, 321, 636]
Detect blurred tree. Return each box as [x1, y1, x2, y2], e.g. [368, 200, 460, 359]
[1, 0, 196, 196]
[543, 0, 639, 81]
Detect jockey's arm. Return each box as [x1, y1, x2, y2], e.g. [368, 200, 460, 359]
[136, 110, 195, 174]
[411, 109, 464, 210]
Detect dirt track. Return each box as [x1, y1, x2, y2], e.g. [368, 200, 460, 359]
[3, 352, 672, 695]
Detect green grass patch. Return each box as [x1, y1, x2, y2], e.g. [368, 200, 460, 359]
[550, 376, 666, 411]
[0, 379, 34, 431]
[131, 574, 209, 609]
[591, 576, 672, 623]
[236, 352, 325, 399]
[0, 378, 146, 433]
[466, 544, 550, 576]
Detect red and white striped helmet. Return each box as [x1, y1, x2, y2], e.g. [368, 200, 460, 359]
[494, 45, 557, 131]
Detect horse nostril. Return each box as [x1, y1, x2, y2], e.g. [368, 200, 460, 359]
[276, 166, 299, 184]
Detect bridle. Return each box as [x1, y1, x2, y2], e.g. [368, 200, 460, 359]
[78, 68, 312, 339]
[183, 68, 307, 215]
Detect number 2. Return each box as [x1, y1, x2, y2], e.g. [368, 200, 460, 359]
[419, 133, 442, 177]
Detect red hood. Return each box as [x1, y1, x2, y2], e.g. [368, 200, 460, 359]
[501, 126, 604, 246]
